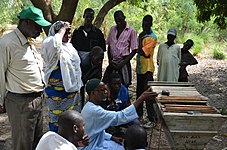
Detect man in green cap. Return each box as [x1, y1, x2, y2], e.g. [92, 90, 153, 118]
[81, 78, 157, 150]
[0, 6, 51, 150]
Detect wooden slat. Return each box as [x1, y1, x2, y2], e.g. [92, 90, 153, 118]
[157, 95, 208, 101]
[165, 107, 216, 111]
[163, 107, 218, 113]
[158, 100, 208, 105]
[152, 86, 197, 90]
[164, 106, 215, 111]
[170, 130, 218, 134]
[148, 81, 194, 86]
[151, 86, 204, 97]
[163, 104, 210, 108]
[163, 109, 217, 114]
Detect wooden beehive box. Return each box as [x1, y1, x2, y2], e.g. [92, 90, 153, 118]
[149, 81, 227, 150]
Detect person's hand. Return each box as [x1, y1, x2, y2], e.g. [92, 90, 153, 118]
[77, 135, 89, 147]
[111, 136, 124, 145]
[138, 90, 158, 102]
[0, 104, 6, 114]
[133, 90, 157, 108]
[62, 21, 71, 30]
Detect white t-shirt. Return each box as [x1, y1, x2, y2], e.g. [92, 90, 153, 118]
[36, 131, 77, 150]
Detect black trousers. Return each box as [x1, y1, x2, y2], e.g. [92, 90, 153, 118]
[103, 61, 132, 88]
[136, 72, 157, 122]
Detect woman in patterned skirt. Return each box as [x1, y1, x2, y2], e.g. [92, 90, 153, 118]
[41, 21, 83, 132]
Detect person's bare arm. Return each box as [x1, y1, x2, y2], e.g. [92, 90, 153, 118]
[112, 50, 137, 70]
[133, 91, 158, 108]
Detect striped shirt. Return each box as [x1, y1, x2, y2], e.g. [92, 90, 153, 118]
[107, 23, 138, 60]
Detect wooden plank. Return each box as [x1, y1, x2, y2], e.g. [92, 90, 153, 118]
[151, 86, 203, 97]
[162, 106, 217, 111]
[157, 95, 208, 101]
[152, 87, 198, 92]
[163, 113, 227, 131]
[163, 108, 218, 114]
[148, 81, 194, 86]
[170, 130, 218, 134]
[163, 104, 208, 107]
[158, 100, 208, 105]
[152, 86, 197, 90]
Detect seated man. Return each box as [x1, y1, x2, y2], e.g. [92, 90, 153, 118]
[124, 125, 147, 150]
[102, 73, 130, 111]
[36, 110, 89, 150]
[81, 78, 157, 150]
[102, 73, 135, 137]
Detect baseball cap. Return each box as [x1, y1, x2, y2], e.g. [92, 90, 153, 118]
[18, 6, 51, 27]
[167, 28, 177, 36]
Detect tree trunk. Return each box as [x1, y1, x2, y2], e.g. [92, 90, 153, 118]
[57, 0, 79, 23]
[31, 0, 54, 22]
[31, 0, 79, 34]
[94, 0, 126, 29]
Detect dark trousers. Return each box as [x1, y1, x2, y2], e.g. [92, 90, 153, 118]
[136, 72, 157, 122]
[5, 92, 43, 150]
[103, 61, 132, 88]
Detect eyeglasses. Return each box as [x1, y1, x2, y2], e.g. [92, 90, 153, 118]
[94, 89, 108, 94]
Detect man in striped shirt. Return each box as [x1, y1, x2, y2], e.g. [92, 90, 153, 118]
[103, 10, 138, 88]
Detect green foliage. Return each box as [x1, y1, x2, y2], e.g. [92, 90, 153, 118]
[74, 0, 103, 28]
[189, 35, 204, 56]
[1, 0, 226, 58]
[0, 0, 32, 33]
[212, 44, 226, 60]
[52, 0, 62, 14]
[193, 0, 227, 29]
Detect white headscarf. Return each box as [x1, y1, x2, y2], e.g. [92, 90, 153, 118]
[41, 21, 83, 92]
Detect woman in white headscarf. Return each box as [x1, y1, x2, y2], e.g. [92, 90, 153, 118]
[41, 21, 83, 132]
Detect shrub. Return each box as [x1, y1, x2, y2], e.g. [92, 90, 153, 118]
[191, 36, 204, 56]
[212, 45, 226, 60]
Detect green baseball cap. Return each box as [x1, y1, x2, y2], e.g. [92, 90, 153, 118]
[18, 6, 51, 27]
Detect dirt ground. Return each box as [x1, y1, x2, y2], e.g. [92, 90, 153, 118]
[0, 55, 226, 150]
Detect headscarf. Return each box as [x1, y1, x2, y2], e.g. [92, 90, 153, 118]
[42, 21, 83, 92]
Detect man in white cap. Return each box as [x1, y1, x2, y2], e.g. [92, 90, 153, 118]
[157, 28, 181, 82]
[0, 6, 51, 150]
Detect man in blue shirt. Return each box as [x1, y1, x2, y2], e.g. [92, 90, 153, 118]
[81, 78, 157, 150]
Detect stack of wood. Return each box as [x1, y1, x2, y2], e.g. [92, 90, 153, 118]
[148, 81, 220, 114]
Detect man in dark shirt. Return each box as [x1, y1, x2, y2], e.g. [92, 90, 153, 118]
[71, 8, 106, 107]
[71, 8, 106, 66]
[82, 46, 104, 84]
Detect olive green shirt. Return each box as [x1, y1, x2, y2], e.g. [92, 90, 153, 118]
[0, 28, 44, 105]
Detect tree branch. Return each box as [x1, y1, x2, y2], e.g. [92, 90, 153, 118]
[94, 0, 126, 29]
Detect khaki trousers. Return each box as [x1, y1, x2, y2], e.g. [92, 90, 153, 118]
[5, 92, 43, 150]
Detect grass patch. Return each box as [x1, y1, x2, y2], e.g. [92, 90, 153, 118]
[212, 45, 226, 60]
